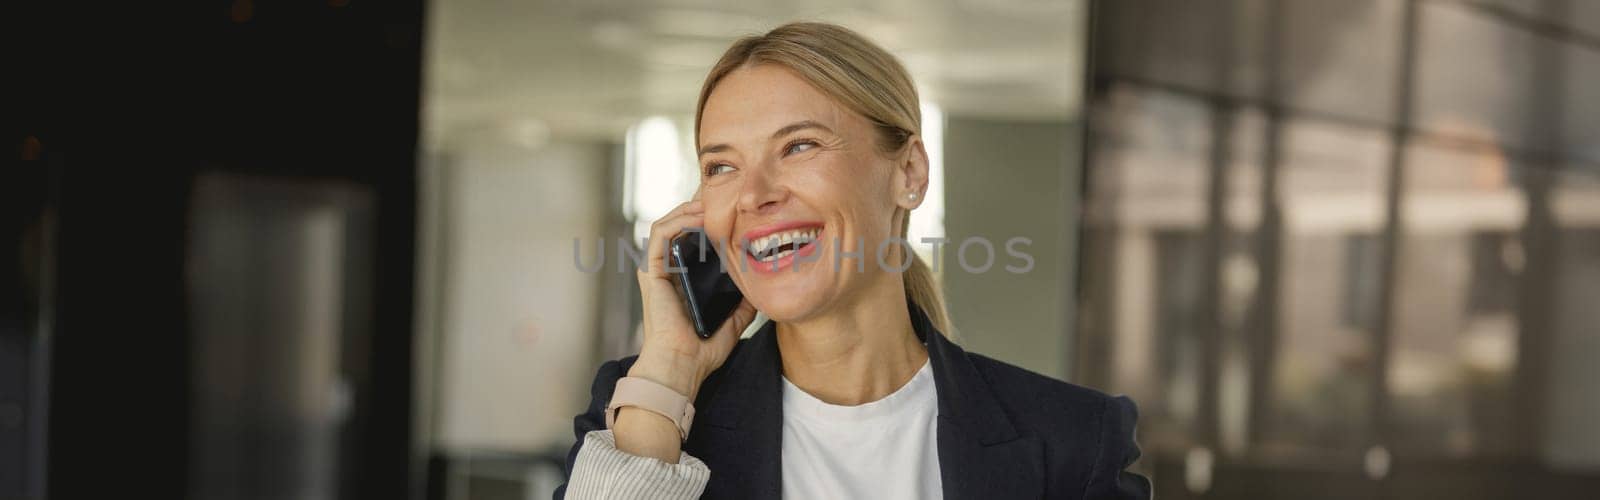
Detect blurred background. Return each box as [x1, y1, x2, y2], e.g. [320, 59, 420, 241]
[5, 0, 1598, 499]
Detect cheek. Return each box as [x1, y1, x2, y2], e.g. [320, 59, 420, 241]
[787, 165, 866, 225]
[820, 158, 895, 228]
[697, 190, 738, 243]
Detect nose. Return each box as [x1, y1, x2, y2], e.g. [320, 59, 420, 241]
[736, 164, 787, 216]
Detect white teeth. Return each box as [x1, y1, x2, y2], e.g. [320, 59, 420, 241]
[749, 227, 822, 261]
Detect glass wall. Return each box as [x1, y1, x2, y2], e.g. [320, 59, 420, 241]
[1078, 0, 1600, 498]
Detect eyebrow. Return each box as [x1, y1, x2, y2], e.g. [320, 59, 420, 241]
[697, 120, 834, 157]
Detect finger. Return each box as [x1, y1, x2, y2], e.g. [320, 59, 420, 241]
[636, 199, 705, 280]
[710, 299, 757, 350]
[640, 210, 706, 278]
[641, 201, 704, 249]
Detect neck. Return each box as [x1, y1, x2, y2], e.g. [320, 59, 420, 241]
[775, 278, 928, 406]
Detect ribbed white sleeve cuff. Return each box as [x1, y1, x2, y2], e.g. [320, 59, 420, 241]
[563, 430, 711, 500]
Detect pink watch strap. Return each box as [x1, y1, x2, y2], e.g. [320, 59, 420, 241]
[605, 376, 696, 441]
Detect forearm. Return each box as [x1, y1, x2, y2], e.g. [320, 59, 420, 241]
[612, 408, 685, 464]
[613, 353, 703, 463]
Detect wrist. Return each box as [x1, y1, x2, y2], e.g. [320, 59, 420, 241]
[627, 351, 703, 400]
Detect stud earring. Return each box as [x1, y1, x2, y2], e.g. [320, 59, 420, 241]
[908, 192, 918, 201]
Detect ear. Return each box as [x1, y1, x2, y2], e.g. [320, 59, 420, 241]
[892, 136, 931, 210]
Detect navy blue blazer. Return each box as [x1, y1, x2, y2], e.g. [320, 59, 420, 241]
[557, 302, 1151, 499]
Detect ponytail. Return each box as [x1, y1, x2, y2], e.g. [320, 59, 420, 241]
[899, 210, 956, 340]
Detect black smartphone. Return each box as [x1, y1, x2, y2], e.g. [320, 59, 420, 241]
[669, 230, 744, 339]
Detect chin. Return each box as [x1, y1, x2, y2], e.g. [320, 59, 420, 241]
[743, 280, 831, 324]
[752, 301, 806, 324]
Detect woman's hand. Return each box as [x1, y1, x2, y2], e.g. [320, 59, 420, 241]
[615, 199, 757, 462]
[630, 199, 756, 398]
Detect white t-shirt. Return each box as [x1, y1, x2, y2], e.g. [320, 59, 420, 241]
[780, 359, 942, 499]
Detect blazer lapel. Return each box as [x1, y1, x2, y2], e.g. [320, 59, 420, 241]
[687, 320, 785, 499]
[915, 303, 1044, 500]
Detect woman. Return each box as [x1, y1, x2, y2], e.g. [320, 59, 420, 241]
[556, 22, 1149, 500]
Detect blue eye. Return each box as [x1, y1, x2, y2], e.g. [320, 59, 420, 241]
[705, 163, 735, 176]
[785, 140, 817, 156]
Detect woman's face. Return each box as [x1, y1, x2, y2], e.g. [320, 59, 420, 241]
[696, 64, 922, 323]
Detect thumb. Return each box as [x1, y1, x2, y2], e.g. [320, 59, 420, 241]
[712, 299, 758, 347]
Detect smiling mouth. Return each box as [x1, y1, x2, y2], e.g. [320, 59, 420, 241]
[745, 226, 822, 263]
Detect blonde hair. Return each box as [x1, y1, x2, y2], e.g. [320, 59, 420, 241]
[694, 21, 955, 338]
